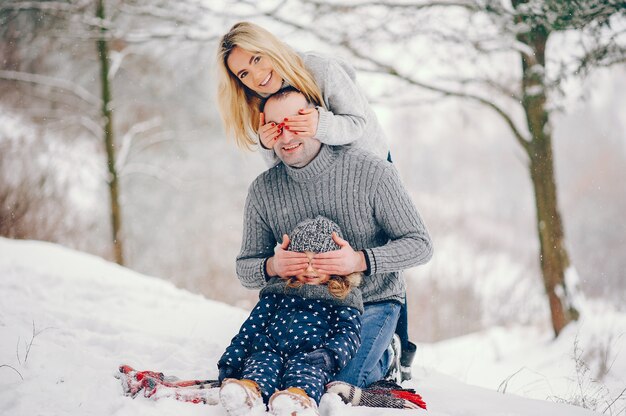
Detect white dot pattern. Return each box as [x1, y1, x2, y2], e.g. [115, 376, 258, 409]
[218, 293, 362, 403]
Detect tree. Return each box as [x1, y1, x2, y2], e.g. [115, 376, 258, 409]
[95, 0, 124, 264]
[264, 0, 625, 336]
[0, 0, 127, 263]
[0, 0, 224, 265]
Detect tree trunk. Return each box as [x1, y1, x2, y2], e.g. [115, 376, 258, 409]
[516, 11, 579, 336]
[96, 0, 124, 265]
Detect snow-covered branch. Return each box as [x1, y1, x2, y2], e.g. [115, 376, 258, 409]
[119, 162, 205, 192]
[4, 107, 102, 139]
[303, 0, 482, 11]
[0, 0, 91, 13]
[0, 70, 101, 107]
[116, 118, 163, 172]
[265, 14, 532, 153]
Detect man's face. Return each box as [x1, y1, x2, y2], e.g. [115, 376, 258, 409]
[263, 93, 322, 168]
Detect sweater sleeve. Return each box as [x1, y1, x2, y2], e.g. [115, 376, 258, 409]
[218, 296, 277, 371]
[236, 181, 276, 289]
[323, 306, 362, 373]
[363, 165, 434, 275]
[311, 58, 370, 146]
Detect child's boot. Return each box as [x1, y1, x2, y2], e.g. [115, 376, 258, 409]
[268, 387, 319, 416]
[219, 378, 265, 416]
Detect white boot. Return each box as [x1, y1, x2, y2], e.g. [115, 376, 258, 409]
[219, 378, 266, 416]
[268, 387, 319, 416]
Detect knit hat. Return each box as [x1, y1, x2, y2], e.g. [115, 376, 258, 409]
[288, 216, 342, 253]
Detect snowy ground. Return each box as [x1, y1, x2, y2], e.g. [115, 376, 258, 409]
[1, 238, 624, 415]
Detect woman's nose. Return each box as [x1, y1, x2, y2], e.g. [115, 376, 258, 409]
[252, 69, 264, 85]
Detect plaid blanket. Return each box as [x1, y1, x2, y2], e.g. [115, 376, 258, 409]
[115, 365, 426, 411]
[115, 365, 220, 404]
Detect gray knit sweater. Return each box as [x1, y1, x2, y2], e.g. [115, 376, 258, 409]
[236, 145, 433, 304]
[259, 52, 390, 167]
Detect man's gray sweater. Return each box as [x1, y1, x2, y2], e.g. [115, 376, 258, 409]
[236, 145, 433, 304]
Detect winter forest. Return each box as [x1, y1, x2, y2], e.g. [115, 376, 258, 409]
[1, 0, 625, 415]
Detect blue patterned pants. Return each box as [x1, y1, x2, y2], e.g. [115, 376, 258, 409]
[240, 350, 330, 404]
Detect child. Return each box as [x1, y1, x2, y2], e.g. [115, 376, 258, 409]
[217, 21, 416, 382]
[217, 216, 363, 416]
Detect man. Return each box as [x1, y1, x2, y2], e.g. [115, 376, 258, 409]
[236, 87, 433, 388]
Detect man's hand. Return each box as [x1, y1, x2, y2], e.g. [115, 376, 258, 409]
[311, 232, 366, 275]
[282, 107, 319, 139]
[266, 234, 309, 278]
[258, 112, 283, 149]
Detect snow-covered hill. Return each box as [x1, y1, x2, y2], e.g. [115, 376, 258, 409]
[1, 238, 622, 415]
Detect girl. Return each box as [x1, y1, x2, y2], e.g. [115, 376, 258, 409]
[217, 216, 362, 416]
[216, 21, 416, 382]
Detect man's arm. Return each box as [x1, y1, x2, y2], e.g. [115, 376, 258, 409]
[363, 165, 433, 274]
[235, 185, 276, 289]
[312, 165, 432, 276]
[236, 183, 309, 287]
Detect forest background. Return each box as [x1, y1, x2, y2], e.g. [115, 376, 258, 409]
[1, 0, 625, 342]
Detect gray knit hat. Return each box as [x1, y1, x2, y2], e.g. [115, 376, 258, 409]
[288, 216, 342, 253]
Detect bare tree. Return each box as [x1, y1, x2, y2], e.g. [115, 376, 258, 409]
[95, 0, 124, 264]
[0, 0, 229, 265]
[262, 0, 625, 336]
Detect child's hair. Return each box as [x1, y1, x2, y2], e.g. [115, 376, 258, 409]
[216, 21, 325, 149]
[286, 272, 362, 299]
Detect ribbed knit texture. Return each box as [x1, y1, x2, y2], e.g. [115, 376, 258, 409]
[259, 52, 390, 167]
[237, 145, 433, 304]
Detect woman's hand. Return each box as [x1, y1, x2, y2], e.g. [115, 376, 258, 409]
[266, 234, 309, 279]
[258, 112, 282, 149]
[282, 107, 319, 139]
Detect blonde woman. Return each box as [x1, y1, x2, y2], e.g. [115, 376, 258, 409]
[216, 21, 391, 167]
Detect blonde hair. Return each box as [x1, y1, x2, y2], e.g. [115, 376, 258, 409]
[216, 22, 325, 149]
[287, 272, 362, 300]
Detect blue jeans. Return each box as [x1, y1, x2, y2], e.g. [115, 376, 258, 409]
[333, 301, 401, 387]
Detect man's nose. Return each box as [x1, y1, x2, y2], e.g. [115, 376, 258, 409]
[305, 261, 314, 272]
[278, 127, 296, 141]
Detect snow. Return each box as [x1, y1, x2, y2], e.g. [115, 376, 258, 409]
[1, 237, 623, 416]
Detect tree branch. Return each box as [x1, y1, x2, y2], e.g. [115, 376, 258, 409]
[266, 14, 532, 154]
[0, 0, 91, 13]
[303, 0, 482, 11]
[0, 70, 100, 107]
[116, 117, 162, 171]
[119, 162, 205, 192]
